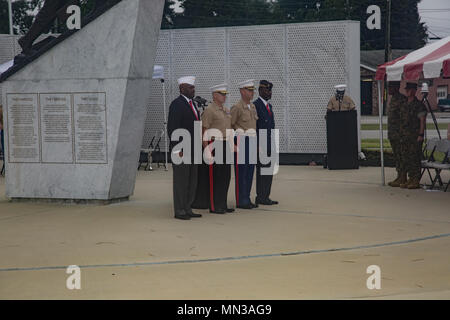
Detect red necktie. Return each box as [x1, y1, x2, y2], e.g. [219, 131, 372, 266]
[189, 100, 199, 120]
[266, 103, 272, 117]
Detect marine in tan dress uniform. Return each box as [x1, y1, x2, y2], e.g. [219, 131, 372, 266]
[231, 80, 259, 209]
[327, 84, 356, 112]
[201, 84, 235, 213]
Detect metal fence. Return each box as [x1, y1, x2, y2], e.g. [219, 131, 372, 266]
[0, 20, 360, 154]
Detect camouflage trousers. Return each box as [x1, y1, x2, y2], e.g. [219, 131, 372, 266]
[389, 138, 406, 175]
[400, 139, 423, 180]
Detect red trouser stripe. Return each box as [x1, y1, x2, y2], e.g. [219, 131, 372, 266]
[235, 136, 240, 206]
[209, 163, 214, 211]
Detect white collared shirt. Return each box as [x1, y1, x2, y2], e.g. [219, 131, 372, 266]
[258, 96, 269, 106]
[181, 94, 198, 119]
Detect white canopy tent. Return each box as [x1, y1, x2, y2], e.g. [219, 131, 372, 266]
[375, 36, 450, 185]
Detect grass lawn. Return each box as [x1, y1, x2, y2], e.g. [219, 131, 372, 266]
[361, 139, 446, 162]
[361, 139, 391, 150]
[361, 123, 449, 131]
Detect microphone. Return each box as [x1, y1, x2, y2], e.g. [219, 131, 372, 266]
[193, 96, 207, 106]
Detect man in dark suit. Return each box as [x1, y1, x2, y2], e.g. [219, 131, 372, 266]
[254, 80, 278, 206]
[167, 76, 202, 220]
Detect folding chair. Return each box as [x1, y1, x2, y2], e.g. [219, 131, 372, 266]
[152, 129, 165, 169]
[420, 138, 439, 186]
[0, 147, 4, 177]
[428, 139, 450, 191]
[138, 129, 164, 171]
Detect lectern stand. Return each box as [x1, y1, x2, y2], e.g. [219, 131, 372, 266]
[325, 110, 359, 170]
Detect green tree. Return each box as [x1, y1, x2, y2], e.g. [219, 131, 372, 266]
[274, 0, 427, 50]
[0, 0, 43, 35]
[161, 0, 177, 29]
[174, 0, 276, 28]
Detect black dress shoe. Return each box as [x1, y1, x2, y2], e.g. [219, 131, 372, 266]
[188, 212, 202, 218]
[268, 199, 278, 205]
[174, 214, 190, 220]
[191, 204, 208, 209]
[226, 208, 235, 213]
[256, 199, 272, 205]
[250, 202, 258, 208]
[237, 204, 253, 209]
[209, 209, 226, 214]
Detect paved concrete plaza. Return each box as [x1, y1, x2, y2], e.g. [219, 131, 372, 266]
[0, 165, 449, 299]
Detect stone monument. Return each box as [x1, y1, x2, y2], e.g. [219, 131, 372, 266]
[1, 0, 165, 202]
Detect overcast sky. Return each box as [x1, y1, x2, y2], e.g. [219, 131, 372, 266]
[418, 0, 450, 39]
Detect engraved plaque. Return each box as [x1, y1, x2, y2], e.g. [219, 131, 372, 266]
[74, 93, 107, 164]
[40, 93, 74, 163]
[6, 93, 40, 163]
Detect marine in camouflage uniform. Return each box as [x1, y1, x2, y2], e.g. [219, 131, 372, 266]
[387, 81, 408, 187]
[399, 83, 427, 189]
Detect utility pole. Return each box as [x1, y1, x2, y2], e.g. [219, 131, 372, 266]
[8, 0, 13, 35]
[384, 0, 392, 62]
[383, 0, 392, 116]
[346, 0, 350, 19]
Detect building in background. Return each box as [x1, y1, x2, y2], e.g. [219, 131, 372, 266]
[360, 49, 450, 115]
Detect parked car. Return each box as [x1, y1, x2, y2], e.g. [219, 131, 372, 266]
[438, 98, 450, 112]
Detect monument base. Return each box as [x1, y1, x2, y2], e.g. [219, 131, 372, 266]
[9, 196, 129, 205]
[1, 0, 165, 201]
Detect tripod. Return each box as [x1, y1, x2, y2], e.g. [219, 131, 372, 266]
[422, 92, 441, 140]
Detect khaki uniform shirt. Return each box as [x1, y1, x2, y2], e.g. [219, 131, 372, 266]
[201, 101, 232, 140]
[230, 99, 258, 135]
[327, 95, 356, 111]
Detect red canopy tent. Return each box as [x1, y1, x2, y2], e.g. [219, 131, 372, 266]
[375, 36, 450, 185]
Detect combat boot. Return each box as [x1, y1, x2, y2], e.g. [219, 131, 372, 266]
[407, 178, 421, 189]
[389, 173, 407, 187]
[400, 178, 411, 189]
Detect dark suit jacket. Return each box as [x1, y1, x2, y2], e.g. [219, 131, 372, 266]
[254, 97, 275, 155]
[167, 95, 200, 162]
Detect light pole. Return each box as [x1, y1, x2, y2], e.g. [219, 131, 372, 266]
[316, 2, 320, 21]
[8, 0, 14, 35]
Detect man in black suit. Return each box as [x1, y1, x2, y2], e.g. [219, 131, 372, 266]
[254, 80, 278, 206]
[167, 76, 202, 220]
